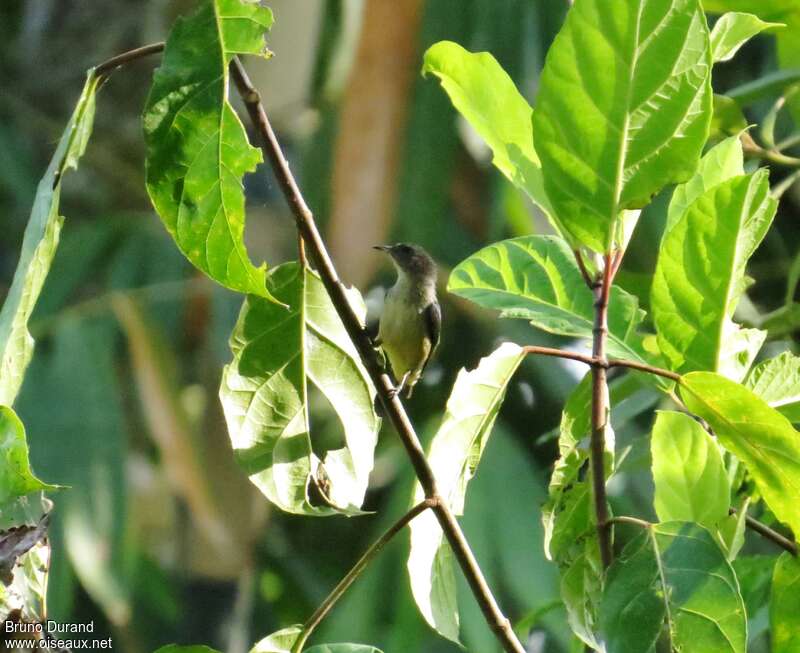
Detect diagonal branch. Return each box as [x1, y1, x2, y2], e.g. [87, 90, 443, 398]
[729, 507, 797, 556]
[229, 58, 525, 653]
[292, 499, 435, 652]
[92, 39, 525, 653]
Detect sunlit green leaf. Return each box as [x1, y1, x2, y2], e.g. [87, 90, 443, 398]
[651, 411, 729, 525]
[408, 343, 525, 644]
[449, 236, 662, 376]
[250, 625, 302, 653]
[776, 12, 800, 124]
[653, 172, 776, 380]
[220, 263, 379, 516]
[143, 0, 277, 300]
[745, 351, 800, 423]
[703, 0, 798, 20]
[422, 41, 557, 234]
[532, 0, 712, 252]
[0, 406, 58, 508]
[600, 522, 747, 653]
[680, 371, 800, 537]
[665, 135, 744, 233]
[770, 552, 800, 652]
[710, 13, 783, 63]
[0, 72, 99, 407]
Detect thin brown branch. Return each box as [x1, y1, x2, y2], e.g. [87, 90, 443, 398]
[292, 500, 435, 652]
[573, 249, 596, 288]
[729, 507, 797, 556]
[591, 254, 614, 569]
[522, 346, 681, 383]
[229, 58, 524, 653]
[607, 358, 681, 382]
[95, 42, 165, 77]
[607, 515, 651, 529]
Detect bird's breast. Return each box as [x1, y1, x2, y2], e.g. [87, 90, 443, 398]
[378, 290, 429, 378]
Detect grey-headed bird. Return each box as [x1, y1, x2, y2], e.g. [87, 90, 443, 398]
[373, 243, 441, 399]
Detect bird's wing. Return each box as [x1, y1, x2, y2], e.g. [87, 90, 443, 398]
[419, 300, 441, 374]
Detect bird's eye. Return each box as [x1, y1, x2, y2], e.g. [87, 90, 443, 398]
[398, 244, 411, 254]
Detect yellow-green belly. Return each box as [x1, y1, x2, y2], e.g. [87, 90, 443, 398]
[378, 299, 430, 386]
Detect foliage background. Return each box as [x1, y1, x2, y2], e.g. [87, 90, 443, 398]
[0, 1, 797, 651]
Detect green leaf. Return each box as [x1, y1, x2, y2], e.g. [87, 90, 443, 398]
[710, 13, 783, 63]
[746, 352, 800, 423]
[154, 647, 222, 653]
[421, 41, 557, 234]
[532, 0, 712, 252]
[250, 626, 302, 653]
[776, 12, 800, 124]
[542, 374, 612, 651]
[0, 71, 99, 407]
[220, 263, 379, 516]
[711, 95, 748, 138]
[703, 0, 799, 20]
[407, 343, 525, 644]
[600, 522, 747, 653]
[680, 371, 800, 537]
[651, 411, 729, 526]
[449, 235, 663, 376]
[305, 646, 383, 653]
[652, 172, 776, 380]
[143, 0, 277, 300]
[665, 135, 744, 233]
[770, 552, 800, 652]
[0, 407, 58, 507]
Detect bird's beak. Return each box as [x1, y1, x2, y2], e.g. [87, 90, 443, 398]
[373, 245, 391, 252]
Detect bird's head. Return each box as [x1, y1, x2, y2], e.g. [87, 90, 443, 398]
[373, 243, 437, 282]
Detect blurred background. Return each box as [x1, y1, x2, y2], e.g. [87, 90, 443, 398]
[1, 1, 798, 651]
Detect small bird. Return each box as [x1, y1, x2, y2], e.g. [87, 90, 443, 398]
[373, 243, 441, 399]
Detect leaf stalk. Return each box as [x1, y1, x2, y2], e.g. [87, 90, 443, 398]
[292, 500, 434, 652]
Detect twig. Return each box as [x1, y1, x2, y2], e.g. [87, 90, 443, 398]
[729, 508, 797, 556]
[95, 42, 165, 77]
[573, 249, 596, 288]
[607, 515, 651, 529]
[292, 500, 434, 652]
[522, 346, 681, 382]
[297, 232, 307, 268]
[591, 255, 614, 569]
[229, 58, 524, 653]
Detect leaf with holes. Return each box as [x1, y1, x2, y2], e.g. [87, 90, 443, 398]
[533, 0, 712, 252]
[408, 343, 525, 644]
[680, 371, 800, 537]
[600, 521, 746, 653]
[144, 0, 277, 300]
[220, 263, 379, 516]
